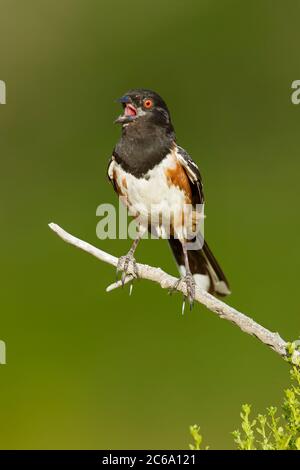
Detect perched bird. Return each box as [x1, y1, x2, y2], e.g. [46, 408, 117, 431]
[108, 89, 230, 307]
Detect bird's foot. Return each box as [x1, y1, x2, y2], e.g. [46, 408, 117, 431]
[169, 273, 196, 312]
[116, 252, 139, 286]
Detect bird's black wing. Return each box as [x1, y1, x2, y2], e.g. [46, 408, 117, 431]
[107, 155, 119, 193]
[175, 145, 204, 205]
[107, 156, 114, 182]
[170, 146, 230, 296]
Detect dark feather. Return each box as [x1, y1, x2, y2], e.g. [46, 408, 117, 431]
[168, 235, 231, 296]
[175, 146, 204, 204]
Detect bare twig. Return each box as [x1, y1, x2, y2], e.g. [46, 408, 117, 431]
[48, 222, 300, 364]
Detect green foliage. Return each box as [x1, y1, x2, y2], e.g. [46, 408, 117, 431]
[233, 365, 300, 450]
[190, 363, 300, 450]
[232, 404, 257, 450]
[189, 425, 209, 450]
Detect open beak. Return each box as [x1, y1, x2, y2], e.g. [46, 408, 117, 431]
[115, 96, 138, 124]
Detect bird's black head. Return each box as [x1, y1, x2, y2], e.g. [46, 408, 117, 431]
[115, 89, 174, 133]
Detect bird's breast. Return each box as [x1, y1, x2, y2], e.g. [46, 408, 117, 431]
[110, 152, 194, 238]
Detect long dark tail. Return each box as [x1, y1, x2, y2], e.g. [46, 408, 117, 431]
[168, 236, 231, 296]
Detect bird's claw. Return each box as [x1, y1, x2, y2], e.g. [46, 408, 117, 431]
[169, 273, 196, 312]
[116, 252, 139, 286]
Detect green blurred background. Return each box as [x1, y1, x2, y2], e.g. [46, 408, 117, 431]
[0, 0, 299, 450]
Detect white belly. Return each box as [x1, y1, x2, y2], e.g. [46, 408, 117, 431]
[111, 154, 188, 237]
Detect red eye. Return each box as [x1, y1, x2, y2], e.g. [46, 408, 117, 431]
[144, 99, 153, 109]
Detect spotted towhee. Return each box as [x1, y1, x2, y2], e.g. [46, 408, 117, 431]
[108, 89, 230, 307]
